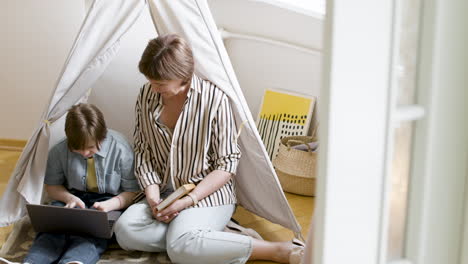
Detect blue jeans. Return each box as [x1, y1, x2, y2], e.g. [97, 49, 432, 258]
[23, 191, 114, 264]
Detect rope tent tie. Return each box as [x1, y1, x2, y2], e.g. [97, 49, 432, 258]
[235, 120, 248, 141]
[43, 119, 52, 126]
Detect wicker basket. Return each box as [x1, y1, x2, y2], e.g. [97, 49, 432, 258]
[273, 136, 317, 196]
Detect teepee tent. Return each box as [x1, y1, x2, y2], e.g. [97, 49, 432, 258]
[0, 0, 301, 236]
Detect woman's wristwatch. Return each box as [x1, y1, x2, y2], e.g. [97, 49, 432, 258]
[187, 192, 198, 206]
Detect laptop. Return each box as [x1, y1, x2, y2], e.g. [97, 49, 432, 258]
[26, 204, 121, 239]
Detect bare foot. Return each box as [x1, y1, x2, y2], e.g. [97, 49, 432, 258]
[272, 241, 294, 263]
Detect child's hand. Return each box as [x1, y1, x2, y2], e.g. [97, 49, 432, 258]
[92, 200, 112, 212]
[65, 196, 85, 209]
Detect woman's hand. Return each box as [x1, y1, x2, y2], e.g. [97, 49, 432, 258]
[148, 198, 163, 219]
[147, 196, 161, 212]
[64, 195, 85, 209]
[145, 184, 161, 215]
[155, 196, 192, 223]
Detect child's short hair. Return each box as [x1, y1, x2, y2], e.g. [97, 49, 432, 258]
[138, 34, 194, 86]
[65, 103, 107, 151]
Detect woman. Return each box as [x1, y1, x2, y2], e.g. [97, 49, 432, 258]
[114, 34, 304, 264]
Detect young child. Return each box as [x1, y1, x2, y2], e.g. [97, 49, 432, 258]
[21, 103, 139, 264]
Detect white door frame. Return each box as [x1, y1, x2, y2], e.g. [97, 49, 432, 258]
[313, 0, 468, 264]
[406, 0, 468, 263]
[313, 1, 394, 263]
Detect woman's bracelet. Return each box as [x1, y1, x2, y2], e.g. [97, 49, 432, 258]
[187, 192, 198, 206]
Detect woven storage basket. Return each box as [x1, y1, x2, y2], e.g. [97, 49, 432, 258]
[273, 136, 317, 196]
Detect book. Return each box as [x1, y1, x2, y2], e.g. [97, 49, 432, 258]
[155, 183, 196, 211]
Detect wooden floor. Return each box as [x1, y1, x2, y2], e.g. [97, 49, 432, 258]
[0, 149, 313, 264]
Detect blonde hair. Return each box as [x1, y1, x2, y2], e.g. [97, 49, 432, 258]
[65, 103, 107, 151]
[138, 34, 194, 85]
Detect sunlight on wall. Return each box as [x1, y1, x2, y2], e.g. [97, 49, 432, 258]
[263, 0, 325, 15]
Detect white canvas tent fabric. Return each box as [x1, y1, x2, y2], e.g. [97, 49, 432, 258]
[0, 0, 302, 235]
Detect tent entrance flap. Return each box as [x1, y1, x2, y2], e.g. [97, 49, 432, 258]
[0, 0, 301, 234]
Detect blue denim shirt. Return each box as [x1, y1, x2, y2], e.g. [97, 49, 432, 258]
[44, 129, 140, 194]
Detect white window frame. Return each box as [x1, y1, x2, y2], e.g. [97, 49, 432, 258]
[313, 0, 468, 264]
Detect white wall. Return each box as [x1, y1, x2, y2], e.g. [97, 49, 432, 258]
[0, 0, 85, 140]
[88, 0, 324, 140]
[88, 6, 156, 141]
[208, 0, 323, 120]
[0, 0, 322, 140]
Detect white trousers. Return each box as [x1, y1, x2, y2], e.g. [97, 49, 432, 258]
[114, 201, 253, 264]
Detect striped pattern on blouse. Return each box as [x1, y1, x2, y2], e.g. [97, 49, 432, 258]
[133, 75, 241, 208]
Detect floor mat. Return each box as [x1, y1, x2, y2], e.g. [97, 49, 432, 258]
[0, 216, 172, 264]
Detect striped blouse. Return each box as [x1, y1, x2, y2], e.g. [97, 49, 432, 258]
[134, 75, 241, 208]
